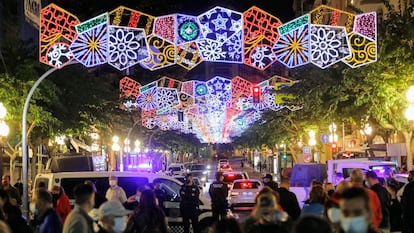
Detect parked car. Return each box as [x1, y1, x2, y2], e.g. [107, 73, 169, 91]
[218, 164, 232, 172]
[167, 163, 186, 176]
[228, 179, 263, 209]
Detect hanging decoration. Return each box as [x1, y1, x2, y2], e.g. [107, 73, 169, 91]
[40, 4, 377, 71]
[121, 75, 301, 143]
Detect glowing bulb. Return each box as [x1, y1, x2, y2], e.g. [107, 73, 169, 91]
[405, 105, 414, 120]
[407, 86, 414, 102]
[0, 103, 6, 119]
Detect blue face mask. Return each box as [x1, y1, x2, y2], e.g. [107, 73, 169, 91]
[135, 195, 140, 202]
[340, 216, 367, 233]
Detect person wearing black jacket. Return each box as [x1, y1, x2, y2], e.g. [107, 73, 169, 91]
[402, 170, 414, 233]
[262, 174, 279, 192]
[209, 172, 229, 223]
[278, 178, 301, 221]
[33, 189, 63, 233]
[365, 171, 391, 232]
[180, 173, 200, 233]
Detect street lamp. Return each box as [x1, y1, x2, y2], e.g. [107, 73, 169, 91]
[111, 136, 120, 171]
[0, 102, 9, 179]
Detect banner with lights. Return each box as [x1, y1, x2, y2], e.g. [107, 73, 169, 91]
[120, 75, 301, 143]
[40, 4, 377, 71]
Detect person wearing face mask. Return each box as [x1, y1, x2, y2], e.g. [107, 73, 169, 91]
[97, 201, 132, 233]
[51, 185, 71, 223]
[339, 187, 377, 233]
[105, 176, 127, 204]
[180, 173, 200, 233]
[63, 184, 95, 233]
[350, 169, 382, 230]
[125, 187, 143, 210]
[243, 187, 293, 233]
[32, 189, 63, 233]
[325, 192, 342, 233]
[401, 170, 414, 233]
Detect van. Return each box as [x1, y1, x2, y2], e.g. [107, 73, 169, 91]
[289, 163, 327, 208]
[327, 159, 398, 186]
[167, 163, 186, 176]
[34, 171, 213, 231]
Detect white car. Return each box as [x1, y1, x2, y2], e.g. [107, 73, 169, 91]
[228, 179, 263, 209]
[218, 163, 232, 172]
[167, 163, 186, 176]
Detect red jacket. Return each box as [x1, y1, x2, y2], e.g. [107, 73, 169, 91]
[55, 193, 71, 223]
[365, 188, 383, 229]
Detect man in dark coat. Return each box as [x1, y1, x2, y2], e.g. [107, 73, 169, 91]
[262, 174, 279, 192]
[402, 170, 414, 233]
[209, 172, 229, 223]
[33, 189, 63, 233]
[180, 173, 200, 233]
[277, 177, 301, 221]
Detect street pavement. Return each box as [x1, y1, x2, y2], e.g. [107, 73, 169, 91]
[203, 157, 264, 222]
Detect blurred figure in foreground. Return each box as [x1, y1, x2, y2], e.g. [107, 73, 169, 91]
[301, 185, 327, 217]
[63, 184, 95, 233]
[402, 170, 414, 233]
[124, 190, 168, 233]
[1, 175, 21, 206]
[0, 220, 11, 233]
[277, 177, 301, 221]
[385, 184, 402, 233]
[97, 201, 132, 233]
[243, 187, 292, 233]
[292, 215, 332, 233]
[210, 217, 242, 233]
[84, 180, 106, 208]
[365, 171, 390, 233]
[339, 187, 377, 233]
[32, 189, 62, 233]
[3, 204, 32, 233]
[51, 185, 71, 223]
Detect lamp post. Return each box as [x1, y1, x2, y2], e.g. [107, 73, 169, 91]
[0, 103, 9, 179]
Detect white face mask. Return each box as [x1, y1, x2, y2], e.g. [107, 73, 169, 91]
[109, 180, 117, 187]
[29, 202, 38, 215]
[327, 207, 341, 223]
[340, 216, 367, 233]
[113, 217, 127, 233]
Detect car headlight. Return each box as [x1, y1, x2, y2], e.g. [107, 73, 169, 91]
[201, 177, 206, 182]
[207, 165, 211, 169]
[202, 171, 208, 174]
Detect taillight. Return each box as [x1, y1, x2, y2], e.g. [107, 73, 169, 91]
[231, 191, 239, 196]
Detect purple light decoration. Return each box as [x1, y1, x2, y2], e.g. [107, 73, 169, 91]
[353, 12, 376, 40]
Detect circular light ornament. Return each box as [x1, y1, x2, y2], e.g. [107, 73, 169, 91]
[179, 21, 199, 41]
[195, 84, 207, 96]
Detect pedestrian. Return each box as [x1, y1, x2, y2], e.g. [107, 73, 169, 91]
[241, 160, 244, 169]
[32, 189, 62, 233]
[401, 170, 414, 233]
[84, 180, 107, 208]
[350, 169, 382, 229]
[124, 186, 143, 210]
[0, 189, 11, 220]
[243, 187, 292, 233]
[62, 184, 95, 233]
[1, 175, 21, 206]
[124, 190, 169, 233]
[209, 172, 229, 223]
[180, 173, 200, 233]
[338, 187, 377, 233]
[301, 185, 326, 217]
[258, 161, 262, 172]
[210, 217, 242, 233]
[97, 201, 132, 233]
[13, 178, 23, 200]
[153, 181, 166, 209]
[105, 176, 127, 204]
[277, 178, 301, 221]
[385, 184, 403, 233]
[262, 174, 278, 192]
[292, 215, 332, 233]
[51, 185, 71, 223]
[3, 204, 32, 233]
[365, 170, 391, 232]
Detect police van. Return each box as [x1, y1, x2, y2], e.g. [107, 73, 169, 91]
[34, 171, 213, 233]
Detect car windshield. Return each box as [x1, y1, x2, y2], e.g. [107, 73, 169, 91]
[191, 165, 206, 171]
[190, 171, 204, 177]
[233, 181, 260, 189]
[223, 174, 243, 183]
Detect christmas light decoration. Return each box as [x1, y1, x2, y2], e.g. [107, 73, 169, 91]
[40, 4, 377, 71]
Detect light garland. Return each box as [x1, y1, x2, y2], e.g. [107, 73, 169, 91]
[40, 4, 377, 71]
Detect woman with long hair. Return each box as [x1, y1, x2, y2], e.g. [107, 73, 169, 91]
[124, 189, 169, 233]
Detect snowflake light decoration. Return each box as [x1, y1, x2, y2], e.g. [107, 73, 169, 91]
[136, 86, 157, 111]
[41, 4, 376, 71]
[156, 87, 179, 112]
[310, 25, 351, 69]
[107, 26, 149, 70]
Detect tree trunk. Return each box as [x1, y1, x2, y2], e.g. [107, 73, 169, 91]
[402, 131, 413, 171]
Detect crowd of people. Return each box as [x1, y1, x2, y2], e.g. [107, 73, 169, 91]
[0, 169, 411, 233]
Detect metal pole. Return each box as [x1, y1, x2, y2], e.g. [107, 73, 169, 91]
[22, 62, 77, 221]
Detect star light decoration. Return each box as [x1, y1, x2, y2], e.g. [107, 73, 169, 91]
[40, 4, 377, 71]
[120, 75, 301, 143]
